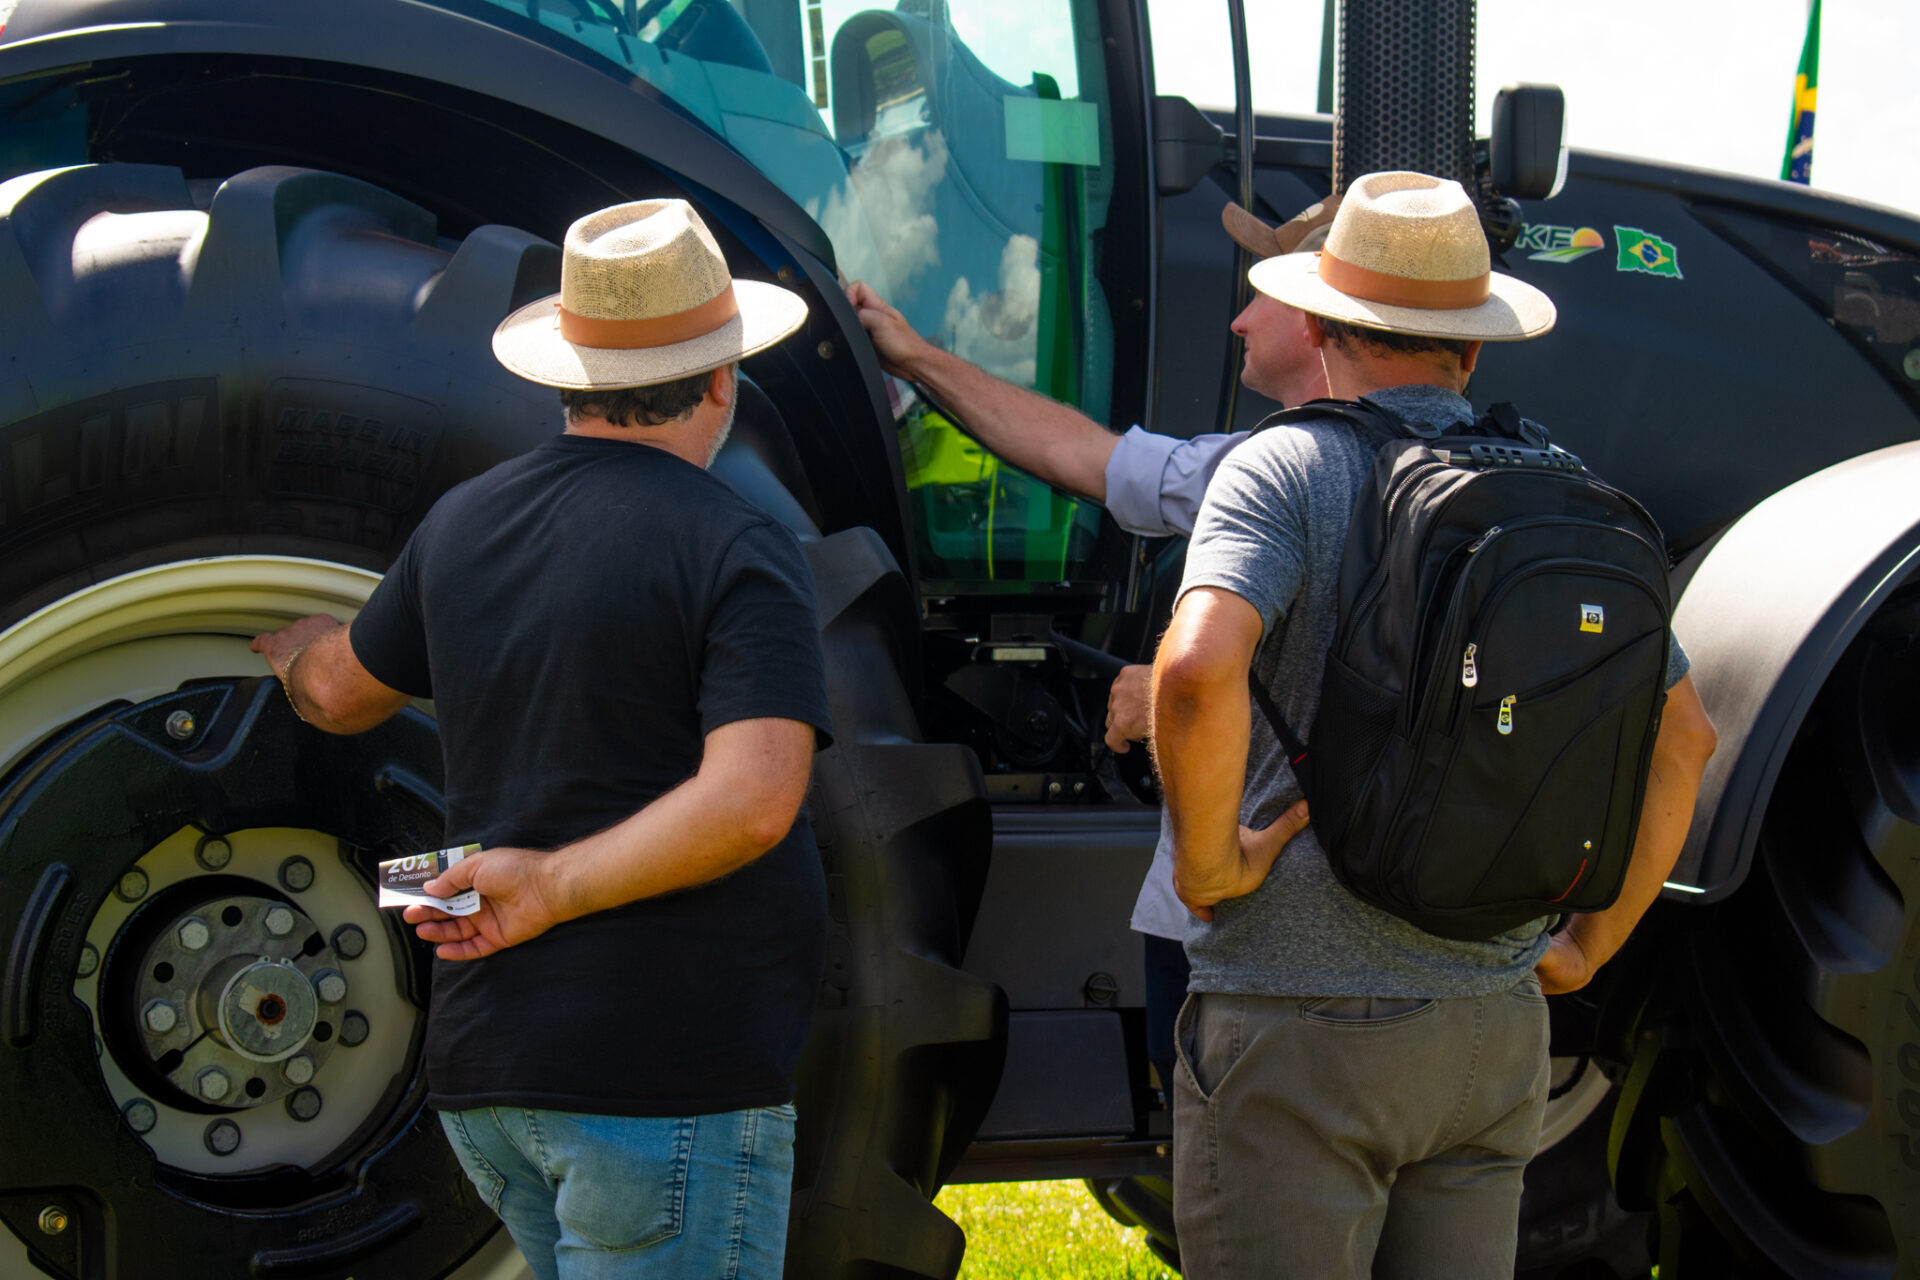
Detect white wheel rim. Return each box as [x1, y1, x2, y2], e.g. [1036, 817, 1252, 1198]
[0, 555, 383, 773]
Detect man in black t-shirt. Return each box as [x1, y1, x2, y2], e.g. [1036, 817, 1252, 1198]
[251, 199, 826, 1280]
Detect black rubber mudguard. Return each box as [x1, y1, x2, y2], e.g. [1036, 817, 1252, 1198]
[1668, 440, 1920, 899]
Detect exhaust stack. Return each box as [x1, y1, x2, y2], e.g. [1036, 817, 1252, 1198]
[1332, 0, 1477, 194]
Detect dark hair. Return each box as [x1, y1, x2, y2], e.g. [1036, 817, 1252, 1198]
[557, 368, 716, 427]
[1318, 317, 1473, 363]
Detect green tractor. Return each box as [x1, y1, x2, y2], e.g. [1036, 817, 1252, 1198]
[0, 0, 1915, 1276]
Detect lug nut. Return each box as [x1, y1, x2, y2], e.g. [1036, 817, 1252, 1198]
[263, 906, 297, 938]
[143, 1000, 179, 1035]
[177, 918, 211, 952]
[339, 1011, 370, 1048]
[37, 1206, 68, 1236]
[76, 942, 99, 979]
[196, 1067, 232, 1102]
[287, 1087, 322, 1122]
[165, 709, 197, 741]
[312, 969, 347, 1003]
[204, 1119, 242, 1156]
[116, 868, 150, 902]
[282, 1054, 316, 1086]
[330, 924, 367, 960]
[123, 1098, 158, 1134]
[278, 857, 315, 893]
[196, 836, 233, 871]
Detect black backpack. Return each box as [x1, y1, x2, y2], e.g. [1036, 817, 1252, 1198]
[1250, 396, 1672, 941]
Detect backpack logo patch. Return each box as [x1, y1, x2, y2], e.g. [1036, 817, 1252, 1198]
[1580, 604, 1605, 634]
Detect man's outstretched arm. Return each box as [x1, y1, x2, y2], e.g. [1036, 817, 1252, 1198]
[404, 716, 818, 960]
[1536, 674, 1717, 993]
[252, 615, 413, 734]
[847, 280, 1119, 501]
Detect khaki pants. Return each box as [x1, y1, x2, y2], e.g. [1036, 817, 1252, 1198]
[1172, 979, 1550, 1279]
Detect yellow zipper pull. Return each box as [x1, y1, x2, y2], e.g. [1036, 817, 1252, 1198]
[1497, 694, 1516, 736]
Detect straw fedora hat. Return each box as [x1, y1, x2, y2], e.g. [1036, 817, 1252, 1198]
[1248, 171, 1555, 342]
[493, 198, 807, 390]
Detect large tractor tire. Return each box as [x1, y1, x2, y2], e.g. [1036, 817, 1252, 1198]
[1610, 443, 1920, 1278]
[787, 528, 1004, 1278]
[0, 162, 1000, 1280]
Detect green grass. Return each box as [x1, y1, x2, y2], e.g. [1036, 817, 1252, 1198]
[935, 1180, 1178, 1279]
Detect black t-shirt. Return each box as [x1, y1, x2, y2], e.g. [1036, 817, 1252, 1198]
[351, 433, 833, 1117]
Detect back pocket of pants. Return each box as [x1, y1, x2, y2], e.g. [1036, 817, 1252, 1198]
[543, 1111, 693, 1251]
[1298, 996, 1437, 1027]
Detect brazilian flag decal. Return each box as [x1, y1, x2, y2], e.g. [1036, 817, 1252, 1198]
[1614, 226, 1683, 279]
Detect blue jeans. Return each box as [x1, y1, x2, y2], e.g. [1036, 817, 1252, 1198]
[439, 1104, 796, 1280]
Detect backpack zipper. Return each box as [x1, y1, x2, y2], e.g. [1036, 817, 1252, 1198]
[1442, 558, 1670, 738]
[1453, 528, 1499, 689]
[1410, 526, 1669, 743]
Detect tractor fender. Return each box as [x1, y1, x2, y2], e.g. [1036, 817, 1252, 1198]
[0, 0, 834, 267]
[1669, 439, 1920, 899]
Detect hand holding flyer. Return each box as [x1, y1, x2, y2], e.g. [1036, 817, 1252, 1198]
[378, 844, 483, 916]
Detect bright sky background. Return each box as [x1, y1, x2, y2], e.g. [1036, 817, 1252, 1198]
[1146, 0, 1920, 218]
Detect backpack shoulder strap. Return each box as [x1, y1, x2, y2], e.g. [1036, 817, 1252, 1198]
[1247, 667, 1313, 794]
[1251, 397, 1441, 445]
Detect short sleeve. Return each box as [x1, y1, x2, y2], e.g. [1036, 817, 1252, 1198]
[698, 520, 834, 748]
[1175, 440, 1310, 635]
[350, 533, 433, 698]
[1103, 428, 1251, 538]
[1665, 632, 1691, 690]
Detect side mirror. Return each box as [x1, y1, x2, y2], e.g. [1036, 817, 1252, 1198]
[1154, 96, 1226, 196]
[1489, 84, 1567, 201]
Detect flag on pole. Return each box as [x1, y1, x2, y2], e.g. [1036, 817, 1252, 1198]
[1781, 0, 1820, 183]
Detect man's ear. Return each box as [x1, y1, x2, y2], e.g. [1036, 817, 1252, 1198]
[1459, 340, 1484, 378]
[1303, 312, 1329, 351]
[707, 363, 736, 407]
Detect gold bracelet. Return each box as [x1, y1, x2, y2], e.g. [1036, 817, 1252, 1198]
[279, 643, 313, 725]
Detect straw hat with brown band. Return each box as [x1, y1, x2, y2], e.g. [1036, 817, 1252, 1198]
[493, 198, 808, 390]
[1248, 171, 1556, 342]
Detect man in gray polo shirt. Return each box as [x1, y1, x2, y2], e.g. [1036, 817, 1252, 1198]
[1151, 172, 1718, 1278]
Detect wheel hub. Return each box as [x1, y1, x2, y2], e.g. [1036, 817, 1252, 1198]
[129, 893, 344, 1113]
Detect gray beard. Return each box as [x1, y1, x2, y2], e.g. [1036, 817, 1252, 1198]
[703, 395, 737, 467]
